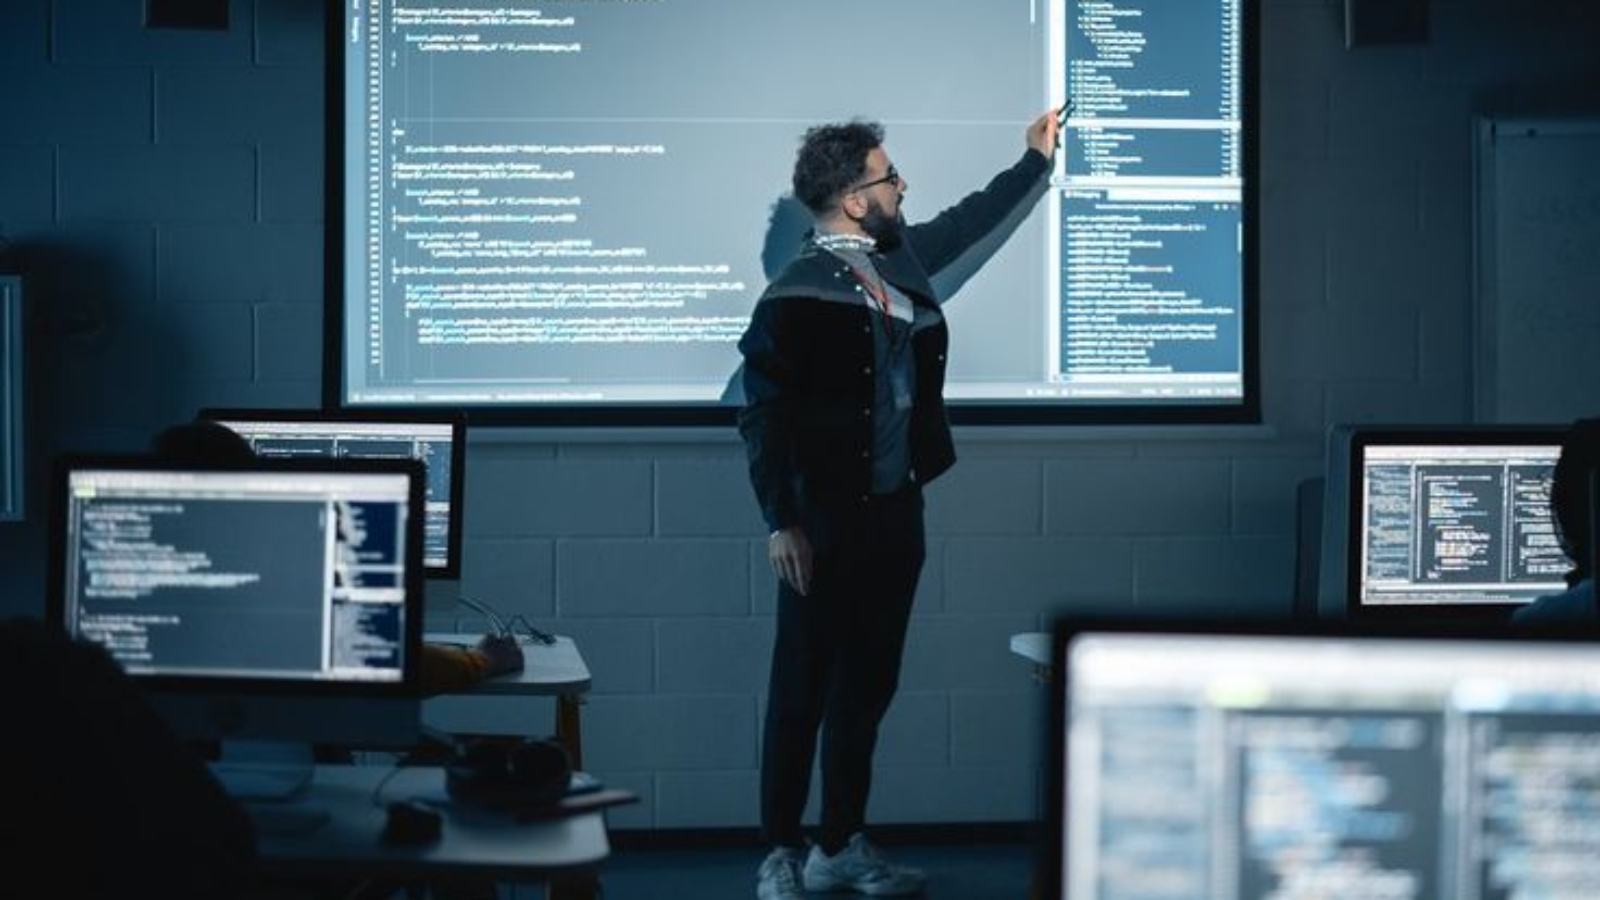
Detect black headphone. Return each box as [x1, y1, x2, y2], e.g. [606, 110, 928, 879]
[445, 738, 572, 811]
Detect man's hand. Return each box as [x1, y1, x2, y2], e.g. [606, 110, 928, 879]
[1027, 108, 1063, 160]
[768, 526, 814, 596]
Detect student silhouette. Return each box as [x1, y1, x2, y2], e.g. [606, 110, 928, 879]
[0, 615, 257, 899]
[1511, 416, 1600, 626]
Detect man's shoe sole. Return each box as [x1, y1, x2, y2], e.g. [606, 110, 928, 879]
[802, 873, 925, 896]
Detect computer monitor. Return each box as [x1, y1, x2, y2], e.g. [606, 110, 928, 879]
[46, 455, 426, 799]
[1047, 616, 1600, 900]
[198, 408, 466, 579]
[1591, 470, 1599, 590]
[1319, 425, 1569, 620]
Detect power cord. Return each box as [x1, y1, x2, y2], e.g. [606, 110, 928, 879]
[457, 595, 557, 645]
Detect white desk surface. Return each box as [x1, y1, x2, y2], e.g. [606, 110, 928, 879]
[1009, 631, 1051, 666]
[253, 764, 609, 881]
[425, 633, 591, 696]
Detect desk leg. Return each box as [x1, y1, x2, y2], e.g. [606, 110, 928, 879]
[555, 691, 585, 771]
[549, 692, 596, 900]
[547, 875, 599, 900]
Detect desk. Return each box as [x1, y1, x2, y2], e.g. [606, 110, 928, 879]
[424, 633, 592, 769]
[1010, 631, 1051, 683]
[422, 634, 600, 900]
[253, 764, 608, 883]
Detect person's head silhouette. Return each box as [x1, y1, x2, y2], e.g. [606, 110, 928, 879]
[1551, 416, 1600, 587]
[149, 419, 255, 464]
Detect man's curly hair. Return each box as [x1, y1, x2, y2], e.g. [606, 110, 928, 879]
[791, 120, 884, 215]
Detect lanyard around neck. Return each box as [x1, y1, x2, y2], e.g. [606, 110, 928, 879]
[847, 264, 894, 324]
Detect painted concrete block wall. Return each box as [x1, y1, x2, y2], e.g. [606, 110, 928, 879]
[1, 0, 1597, 830]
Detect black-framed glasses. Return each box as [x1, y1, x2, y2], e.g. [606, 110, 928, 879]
[849, 165, 900, 194]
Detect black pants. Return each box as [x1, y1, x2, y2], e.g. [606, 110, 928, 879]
[760, 486, 925, 851]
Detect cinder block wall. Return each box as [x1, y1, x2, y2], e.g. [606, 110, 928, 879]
[1, 0, 1596, 829]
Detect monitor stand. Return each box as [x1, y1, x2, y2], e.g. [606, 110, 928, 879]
[211, 740, 330, 835]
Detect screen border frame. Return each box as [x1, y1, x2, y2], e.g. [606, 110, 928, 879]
[1042, 613, 1592, 900]
[1590, 470, 1599, 593]
[0, 275, 22, 522]
[44, 453, 428, 705]
[320, 0, 1260, 429]
[197, 407, 468, 580]
[1343, 424, 1568, 622]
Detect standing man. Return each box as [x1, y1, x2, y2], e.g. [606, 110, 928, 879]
[738, 109, 1061, 900]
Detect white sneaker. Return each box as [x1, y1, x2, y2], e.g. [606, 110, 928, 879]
[802, 833, 926, 896]
[757, 846, 805, 900]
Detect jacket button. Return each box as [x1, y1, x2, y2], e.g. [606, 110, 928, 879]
[863, 366, 872, 375]
[862, 325, 870, 334]
[860, 494, 870, 503]
[860, 449, 870, 458]
[862, 407, 871, 417]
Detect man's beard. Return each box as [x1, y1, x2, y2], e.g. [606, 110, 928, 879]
[861, 199, 904, 252]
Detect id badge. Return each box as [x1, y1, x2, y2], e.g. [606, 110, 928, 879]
[892, 369, 912, 410]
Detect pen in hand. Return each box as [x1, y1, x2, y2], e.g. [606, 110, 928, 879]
[1056, 99, 1075, 128]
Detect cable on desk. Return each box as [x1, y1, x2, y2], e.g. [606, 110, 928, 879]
[458, 595, 557, 646]
[369, 758, 414, 807]
[505, 613, 557, 646]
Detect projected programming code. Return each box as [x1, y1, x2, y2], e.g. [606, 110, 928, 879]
[1052, 0, 1244, 399]
[350, 0, 752, 404]
[346, 0, 1252, 410]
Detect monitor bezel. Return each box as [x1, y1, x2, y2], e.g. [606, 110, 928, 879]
[1042, 614, 1592, 900]
[1343, 424, 1568, 622]
[197, 407, 468, 580]
[45, 454, 428, 745]
[1590, 470, 1599, 593]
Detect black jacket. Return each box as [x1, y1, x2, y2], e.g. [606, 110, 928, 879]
[738, 148, 1051, 532]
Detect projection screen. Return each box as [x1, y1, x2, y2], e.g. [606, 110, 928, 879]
[328, 0, 1257, 426]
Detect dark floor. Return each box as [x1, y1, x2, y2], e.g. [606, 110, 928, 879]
[249, 831, 1042, 900]
[570, 838, 1040, 900]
